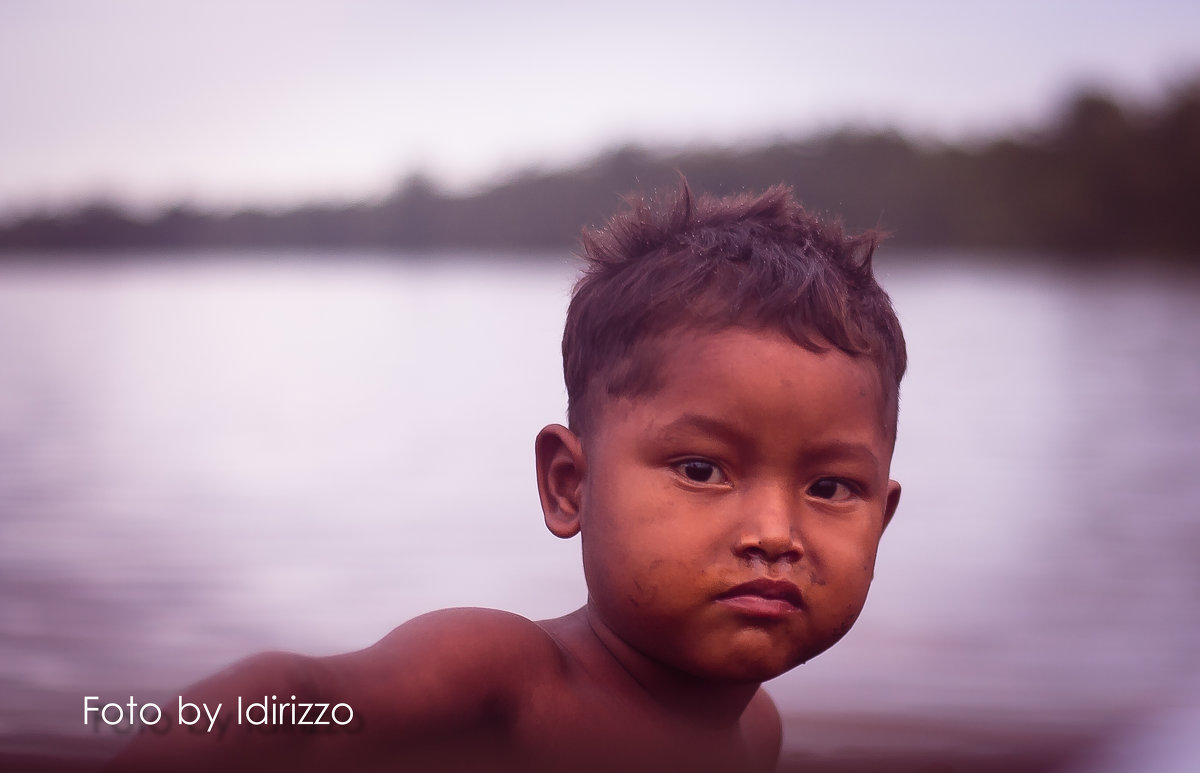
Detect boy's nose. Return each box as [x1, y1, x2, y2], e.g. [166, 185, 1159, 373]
[735, 533, 802, 565]
[734, 492, 802, 564]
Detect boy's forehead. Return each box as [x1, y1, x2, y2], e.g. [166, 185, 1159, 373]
[655, 326, 880, 395]
[590, 325, 894, 441]
[642, 324, 881, 387]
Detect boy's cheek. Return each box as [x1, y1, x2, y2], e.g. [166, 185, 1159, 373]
[811, 520, 887, 562]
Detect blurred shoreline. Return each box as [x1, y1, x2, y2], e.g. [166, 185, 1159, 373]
[1, 79, 1198, 262]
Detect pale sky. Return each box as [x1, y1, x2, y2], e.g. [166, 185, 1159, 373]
[2, 0, 1197, 214]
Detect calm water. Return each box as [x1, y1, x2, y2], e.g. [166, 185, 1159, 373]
[1, 250, 1198, 759]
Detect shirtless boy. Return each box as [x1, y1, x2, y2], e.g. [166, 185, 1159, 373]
[109, 183, 906, 772]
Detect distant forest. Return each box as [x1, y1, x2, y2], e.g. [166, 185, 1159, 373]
[2, 78, 1198, 260]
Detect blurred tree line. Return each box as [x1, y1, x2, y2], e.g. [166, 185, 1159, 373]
[2, 78, 1197, 260]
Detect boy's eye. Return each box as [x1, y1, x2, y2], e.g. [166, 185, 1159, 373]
[808, 478, 856, 501]
[675, 460, 728, 485]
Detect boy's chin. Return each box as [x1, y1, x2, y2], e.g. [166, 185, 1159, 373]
[685, 645, 818, 684]
[707, 629, 857, 683]
[708, 660, 795, 684]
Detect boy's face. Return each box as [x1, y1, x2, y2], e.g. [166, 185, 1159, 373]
[576, 327, 900, 683]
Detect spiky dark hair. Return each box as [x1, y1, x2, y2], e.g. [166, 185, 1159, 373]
[563, 182, 906, 438]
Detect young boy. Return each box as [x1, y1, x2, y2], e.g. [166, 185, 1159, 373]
[109, 183, 905, 772]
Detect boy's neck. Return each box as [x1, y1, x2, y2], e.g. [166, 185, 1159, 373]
[543, 606, 761, 728]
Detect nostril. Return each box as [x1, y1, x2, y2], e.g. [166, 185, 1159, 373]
[737, 542, 801, 566]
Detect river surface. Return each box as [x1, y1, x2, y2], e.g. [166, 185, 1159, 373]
[1, 249, 1197, 760]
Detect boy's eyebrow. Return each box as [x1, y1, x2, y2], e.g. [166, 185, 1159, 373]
[799, 440, 882, 471]
[654, 414, 882, 469]
[654, 413, 750, 447]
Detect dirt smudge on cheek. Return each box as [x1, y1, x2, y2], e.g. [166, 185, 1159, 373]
[630, 577, 666, 608]
[630, 579, 646, 606]
[832, 608, 863, 640]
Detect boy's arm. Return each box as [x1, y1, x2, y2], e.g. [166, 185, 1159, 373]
[105, 649, 329, 772]
[107, 608, 564, 772]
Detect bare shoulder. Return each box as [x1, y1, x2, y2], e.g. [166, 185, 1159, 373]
[741, 688, 783, 770]
[356, 607, 566, 682]
[370, 607, 564, 663]
[325, 607, 569, 732]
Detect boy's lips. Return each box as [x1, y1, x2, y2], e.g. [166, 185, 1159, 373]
[716, 579, 804, 617]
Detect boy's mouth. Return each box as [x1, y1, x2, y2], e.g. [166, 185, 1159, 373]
[716, 579, 804, 617]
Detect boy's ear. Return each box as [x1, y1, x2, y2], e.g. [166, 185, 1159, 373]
[535, 424, 586, 539]
[882, 480, 902, 532]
